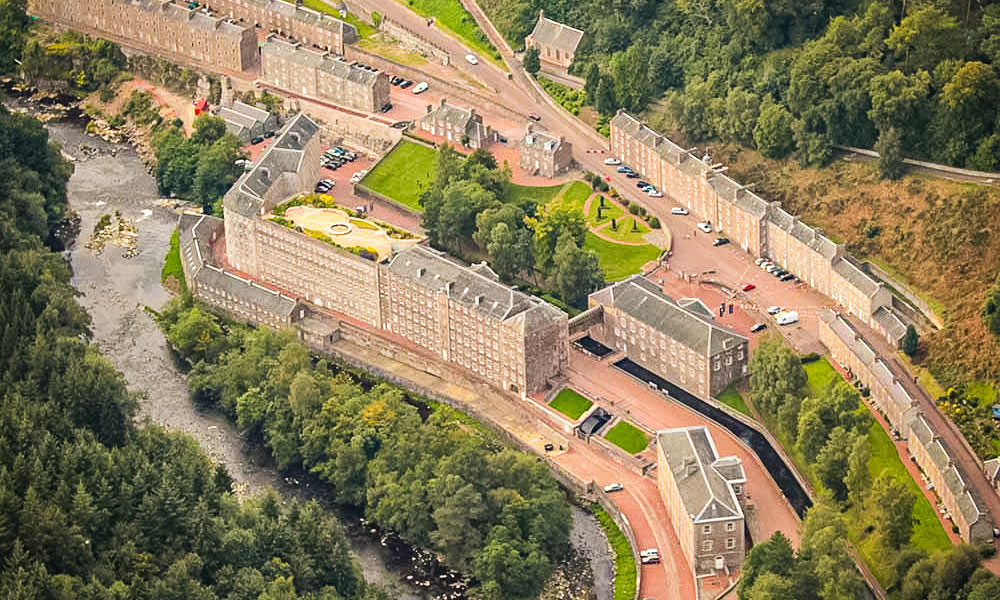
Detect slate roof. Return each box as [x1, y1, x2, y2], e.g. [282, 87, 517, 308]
[243, 0, 358, 42]
[589, 276, 747, 358]
[832, 258, 881, 297]
[386, 246, 565, 324]
[218, 106, 258, 134]
[873, 306, 907, 342]
[231, 100, 271, 123]
[527, 11, 584, 56]
[520, 129, 563, 153]
[263, 37, 382, 86]
[658, 426, 744, 523]
[225, 113, 318, 218]
[141, 1, 249, 39]
[735, 191, 769, 219]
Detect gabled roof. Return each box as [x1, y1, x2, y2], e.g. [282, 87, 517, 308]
[832, 258, 881, 298]
[520, 129, 563, 153]
[589, 276, 747, 358]
[230, 100, 271, 123]
[263, 37, 382, 86]
[527, 11, 584, 55]
[658, 426, 744, 523]
[873, 306, 907, 341]
[386, 246, 565, 324]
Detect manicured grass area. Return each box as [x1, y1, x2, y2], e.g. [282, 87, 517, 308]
[393, 0, 500, 67]
[558, 180, 593, 210]
[591, 504, 637, 600]
[363, 141, 438, 212]
[597, 218, 651, 244]
[299, 1, 376, 38]
[604, 421, 649, 454]
[847, 420, 952, 584]
[161, 228, 186, 292]
[588, 197, 624, 224]
[584, 232, 661, 282]
[716, 384, 753, 417]
[804, 357, 839, 398]
[504, 181, 564, 206]
[549, 388, 593, 420]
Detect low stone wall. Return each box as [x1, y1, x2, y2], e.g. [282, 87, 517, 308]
[379, 17, 451, 65]
[310, 110, 400, 157]
[862, 261, 944, 329]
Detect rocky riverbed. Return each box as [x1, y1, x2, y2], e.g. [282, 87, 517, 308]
[37, 110, 613, 600]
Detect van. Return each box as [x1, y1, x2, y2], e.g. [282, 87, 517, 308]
[775, 311, 800, 326]
[671, 207, 689, 215]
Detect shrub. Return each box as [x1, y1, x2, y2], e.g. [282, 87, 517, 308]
[627, 203, 640, 215]
[648, 217, 660, 228]
[800, 352, 821, 364]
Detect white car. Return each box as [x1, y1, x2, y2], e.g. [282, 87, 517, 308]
[350, 170, 368, 184]
[639, 549, 660, 558]
[767, 306, 782, 315]
[604, 157, 622, 166]
[465, 54, 479, 65]
[648, 189, 663, 198]
[775, 310, 800, 325]
[697, 221, 712, 233]
[412, 81, 429, 94]
[671, 207, 689, 215]
[603, 483, 624, 493]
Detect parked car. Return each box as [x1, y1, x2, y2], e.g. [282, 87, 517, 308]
[775, 311, 800, 325]
[742, 283, 756, 292]
[464, 54, 479, 65]
[781, 273, 796, 282]
[750, 322, 768, 333]
[641, 555, 660, 565]
[755, 257, 768, 266]
[350, 170, 368, 183]
[528, 113, 542, 121]
[390, 121, 411, 129]
[250, 136, 264, 145]
[412, 81, 429, 93]
[765, 264, 780, 273]
[767, 306, 782, 315]
[642, 185, 655, 192]
[399, 79, 413, 89]
[637, 180, 651, 188]
[497, 135, 508, 143]
[759, 261, 773, 270]
[697, 221, 713, 233]
[380, 102, 393, 113]
[625, 171, 640, 178]
[605, 157, 622, 165]
[390, 76, 404, 85]
[323, 163, 340, 171]
[671, 207, 689, 215]
[603, 483, 624, 493]
[639, 549, 660, 558]
[713, 237, 730, 246]
[616, 165, 632, 173]
[648, 189, 663, 198]
[320, 179, 335, 188]
[773, 269, 788, 277]
[314, 183, 332, 193]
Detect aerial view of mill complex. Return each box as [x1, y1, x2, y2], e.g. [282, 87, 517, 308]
[4, 0, 1000, 599]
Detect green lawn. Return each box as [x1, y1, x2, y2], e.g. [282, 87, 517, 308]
[588, 197, 624, 224]
[604, 421, 649, 454]
[804, 357, 839, 398]
[504, 182, 564, 206]
[848, 420, 952, 583]
[363, 141, 438, 211]
[161, 228, 186, 292]
[597, 218, 651, 244]
[558, 181, 593, 210]
[591, 504, 637, 600]
[393, 0, 500, 66]
[584, 232, 661, 282]
[549, 388, 593, 420]
[299, 0, 376, 38]
[716, 384, 753, 417]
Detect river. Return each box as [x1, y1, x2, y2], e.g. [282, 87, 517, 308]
[46, 119, 613, 600]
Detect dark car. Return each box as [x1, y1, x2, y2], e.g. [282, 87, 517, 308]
[750, 322, 768, 333]
[625, 171, 640, 178]
[323, 163, 340, 171]
[250, 136, 264, 145]
[390, 121, 411, 129]
[781, 273, 796, 282]
[497, 135, 508, 144]
[399, 80, 413, 89]
[380, 103, 393, 113]
[713, 237, 730, 247]
[637, 180, 650, 188]
[773, 269, 788, 277]
[528, 113, 541, 121]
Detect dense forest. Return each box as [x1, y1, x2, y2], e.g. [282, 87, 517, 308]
[0, 105, 395, 599]
[482, 0, 1000, 172]
[156, 295, 575, 599]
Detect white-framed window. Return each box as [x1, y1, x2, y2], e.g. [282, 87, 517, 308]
[726, 537, 736, 549]
[702, 524, 711, 535]
[702, 539, 713, 552]
[726, 522, 736, 532]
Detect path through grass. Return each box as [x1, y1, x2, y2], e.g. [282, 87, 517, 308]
[605, 421, 649, 454]
[549, 388, 593, 420]
[363, 141, 438, 211]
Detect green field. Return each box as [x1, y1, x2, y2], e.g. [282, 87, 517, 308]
[591, 504, 637, 600]
[716, 384, 753, 417]
[161, 228, 186, 292]
[804, 357, 839, 398]
[585, 232, 661, 282]
[588, 196, 624, 224]
[558, 180, 593, 209]
[362, 141, 438, 211]
[549, 388, 593, 420]
[848, 420, 952, 583]
[597, 217, 651, 244]
[504, 182, 564, 206]
[299, 0, 376, 38]
[394, 0, 501, 66]
[605, 421, 649, 454]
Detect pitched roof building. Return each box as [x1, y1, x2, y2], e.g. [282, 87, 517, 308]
[518, 125, 572, 178]
[203, 0, 358, 54]
[657, 426, 746, 578]
[419, 99, 494, 149]
[586, 276, 748, 398]
[218, 100, 278, 141]
[524, 10, 583, 70]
